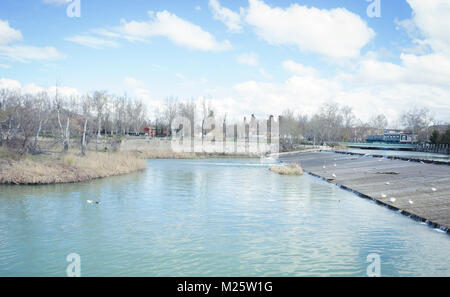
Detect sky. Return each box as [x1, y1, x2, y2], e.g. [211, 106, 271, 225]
[0, 0, 449, 125]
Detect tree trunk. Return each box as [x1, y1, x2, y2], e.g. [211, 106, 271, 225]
[96, 118, 101, 151]
[63, 117, 70, 152]
[33, 119, 42, 152]
[81, 118, 87, 156]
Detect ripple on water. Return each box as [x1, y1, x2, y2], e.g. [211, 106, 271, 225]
[0, 158, 449, 276]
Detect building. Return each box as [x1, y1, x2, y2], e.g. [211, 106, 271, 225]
[366, 129, 415, 144]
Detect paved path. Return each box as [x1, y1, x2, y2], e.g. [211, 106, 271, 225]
[279, 151, 450, 232]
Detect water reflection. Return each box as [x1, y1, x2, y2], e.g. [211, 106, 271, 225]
[0, 159, 449, 276]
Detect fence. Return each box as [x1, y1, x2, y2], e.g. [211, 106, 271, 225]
[416, 143, 450, 155]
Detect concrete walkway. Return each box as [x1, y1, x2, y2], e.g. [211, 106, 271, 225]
[279, 151, 450, 232]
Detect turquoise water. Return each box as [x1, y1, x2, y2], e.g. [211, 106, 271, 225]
[0, 159, 449, 276]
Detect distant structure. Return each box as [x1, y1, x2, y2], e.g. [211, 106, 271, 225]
[366, 129, 416, 144]
[429, 124, 449, 134]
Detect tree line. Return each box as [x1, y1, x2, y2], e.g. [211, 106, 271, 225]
[429, 128, 450, 145]
[0, 87, 446, 155]
[0, 88, 147, 154]
[277, 103, 439, 146]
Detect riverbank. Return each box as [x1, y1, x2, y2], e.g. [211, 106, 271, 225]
[280, 151, 450, 233]
[269, 163, 304, 175]
[0, 148, 261, 185]
[0, 150, 147, 185]
[135, 150, 260, 159]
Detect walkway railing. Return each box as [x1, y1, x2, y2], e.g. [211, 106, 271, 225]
[416, 143, 450, 155]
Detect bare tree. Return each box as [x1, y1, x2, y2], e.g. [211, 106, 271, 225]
[80, 94, 92, 155]
[178, 100, 196, 136]
[92, 91, 107, 150]
[31, 92, 50, 153]
[370, 114, 388, 134]
[401, 107, 434, 142]
[201, 99, 213, 143]
[163, 96, 178, 134]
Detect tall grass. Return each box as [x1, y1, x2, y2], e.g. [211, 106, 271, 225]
[0, 151, 146, 185]
[269, 163, 304, 176]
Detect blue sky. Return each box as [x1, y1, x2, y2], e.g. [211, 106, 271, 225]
[1, 0, 449, 123]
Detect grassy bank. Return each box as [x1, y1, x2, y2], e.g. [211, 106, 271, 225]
[0, 150, 146, 185]
[0, 148, 259, 185]
[269, 163, 304, 176]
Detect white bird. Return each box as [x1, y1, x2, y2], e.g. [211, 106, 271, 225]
[431, 187, 437, 192]
[323, 166, 326, 169]
[334, 163, 337, 167]
[87, 200, 93, 204]
[381, 194, 387, 198]
[385, 182, 390, 185]
[378, 159, 383, 162]
[409, 200, 414, 205]
[332, 173, 337, 178]
[390, 198, 396, 203]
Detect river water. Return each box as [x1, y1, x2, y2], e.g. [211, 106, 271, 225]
[0, 159, 449, 276]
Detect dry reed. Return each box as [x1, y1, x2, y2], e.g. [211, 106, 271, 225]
[269, 163, 304, 176]
[0, 151, 146, 185]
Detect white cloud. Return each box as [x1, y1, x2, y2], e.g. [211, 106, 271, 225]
[0, 64, 11, 69]
[65, 35, 120, 49]
[0, 20, 23, 45]
[0, 78, 21, 90]
[124, 77, 155, 102]
[42, 0, 71, 5]
[175, 72, 208, 88]
[22, 83, 46, 95]
[395, 18, 421, 41]
[47, 85, 79, 98]
[124, 77, 143, 88]
[206, 49, 450, 123]
[209, 0, 243, 33]
[282, 60, 319, 77]
[0, 45, 66, 62]
[405, 0, 450, 55]
[245, 0, 375, 59]
[0, 78, 79, 98]
[0, 19, 65, 62]
[123, 77, 166, 118]
[258, 68, 272, 79]
[237, 52, 259, 66]
[226, 72, 450, 123]
[232, 74, 341, 116]
[91, 28, 122, 39]
[348, 53, 450, 88]
[110, 10, 232, 51]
